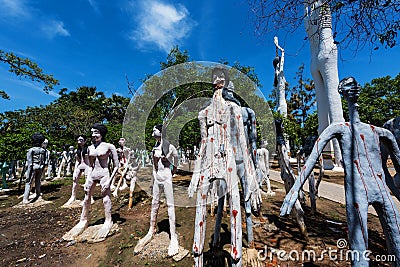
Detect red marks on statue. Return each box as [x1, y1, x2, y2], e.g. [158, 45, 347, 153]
[253, 150, 257, 156]
[199, 221, 203, 227]
[354, 202, 359, 209]
[377, 173, 383, 180]
[202, 194, 207, 200]
[345, 122, 350, 127]
[228, 167, 233, 173]
[223, 124, 227, 130]
[233, 246, 238, 258]
[360, 134, 365, 141]
[233, 147, 236, 154]
[194, 244, 198, 252]
[353, 159, 369, 201]
[232, 209, 238, 218]
[370, 125, 375, 130]
[210, 137, 214, 142]
[236, 115, 241, 120]
[302, 165, 307, 171]
[205, 109, 208, 116]
[201, 175, 204, 181]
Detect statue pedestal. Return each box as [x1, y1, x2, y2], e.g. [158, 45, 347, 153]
[134, 232, 189, 262]
[62, 223, 119, 243]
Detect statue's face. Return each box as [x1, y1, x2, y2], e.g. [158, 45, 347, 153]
[42, 139, 48, 148]
[212, 70, 226, 89]
[118, 138, 125, 147]
[152, 127, 161, 138]
[91, 128, 102, 142]
[77, 136, 85, 146]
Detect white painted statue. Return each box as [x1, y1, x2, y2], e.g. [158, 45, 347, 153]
[66, 123, 119, 239]
[134, 124, 179, 257]
[305, 0, 344, 169]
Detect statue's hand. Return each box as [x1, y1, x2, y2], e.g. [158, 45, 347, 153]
[280, 187, 299, 216]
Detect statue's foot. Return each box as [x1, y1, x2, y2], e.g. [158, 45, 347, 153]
[110, 185, 116, 191]
[112, 190, 118, 198]
[134, 231, 154, 254]
[69, 220, 88, 238]
[119, 182, 128, 191]
[64, 197, 76, 206]
[22, 199, 30, 204]
[93, 220, 113, 240]
[167, 235, 179, 257]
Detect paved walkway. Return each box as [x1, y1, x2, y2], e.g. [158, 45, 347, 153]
[269, 170, 400, 216]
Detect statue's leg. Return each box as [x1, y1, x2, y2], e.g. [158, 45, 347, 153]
[128, 172, 137, 209]
[34, 169, 43, 199]
[66, 169, 82, 205]
[238, 163, 253, 246]
[229, 172, 242, 266]
[69, 179, 95, 237]
[57, 160, 64, 178]
[93, 177, 114, 239]
[193, 178, 211, 267]
[1, 170, 8, 189]
[373, 196, 400, 264]
[212, 179, 226, 248]
[23, 171, 33, 203]
[307, 166, 317, 214]
[134, 181, 161, 254]
[164, 180, 179, 256]
[345, 195, 369, 267]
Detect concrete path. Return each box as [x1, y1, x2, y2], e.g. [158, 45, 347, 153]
[269, 170, 400, 216]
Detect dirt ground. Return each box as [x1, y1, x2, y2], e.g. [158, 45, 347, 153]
[0, 166, 395, 267]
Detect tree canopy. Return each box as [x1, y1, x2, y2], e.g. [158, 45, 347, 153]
[0, 50, 59, 99]
[248, 0, 400, 51]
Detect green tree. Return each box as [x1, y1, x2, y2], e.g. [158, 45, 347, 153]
[342, 74, 400, 126]
[0, 50, 59, 99]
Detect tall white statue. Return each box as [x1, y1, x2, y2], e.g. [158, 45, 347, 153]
[305, 0, 344, 169]
[273, 36, 287, 117]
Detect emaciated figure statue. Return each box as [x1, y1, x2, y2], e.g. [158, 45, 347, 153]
[66, 123, 119, 240]
[134, 124, 179, 256]
[64, 135, 91, 206]
[23, 133, 47, 204]
[281, 77, 400, 266]
[188, 66, 259, 266]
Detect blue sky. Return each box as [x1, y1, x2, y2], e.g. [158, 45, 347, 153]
[0, 0, 399, 113]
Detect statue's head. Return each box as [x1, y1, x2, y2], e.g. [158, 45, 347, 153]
[211, 66, 230, 90]
[272, 56, 281, 70]
[338, 76, 361, 102]
[152, 124, 164, 138]
[32, 133, 45, 147]
[42, 138, 48, 149]
[91, 123, 107, 142]
[118, 138, 126, 147]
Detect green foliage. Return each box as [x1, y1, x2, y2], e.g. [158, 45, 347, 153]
[248, 0, 400, 51]
[0, 50, 59, 99]
[0, 86, 130, 160]
[343, 74, 400, 126]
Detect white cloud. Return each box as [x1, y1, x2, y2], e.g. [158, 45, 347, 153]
[41, 20, 70, 38]
[0, 0, 31, 19]
[88, 0, 101, 15]
[129, 0, 196, 52]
